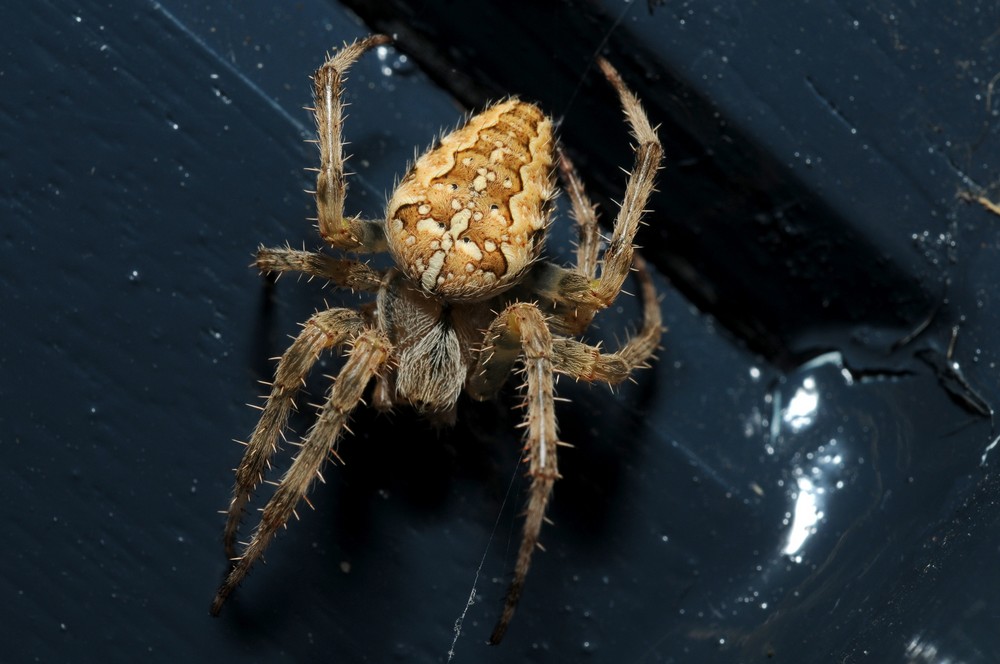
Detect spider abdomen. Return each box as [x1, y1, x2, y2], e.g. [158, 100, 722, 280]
[386, 100, 555, 300]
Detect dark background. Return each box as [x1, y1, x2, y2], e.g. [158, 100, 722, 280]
[4, 0, 1000, 662]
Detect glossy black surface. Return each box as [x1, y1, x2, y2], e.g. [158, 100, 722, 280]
[3, 1, 999, 662]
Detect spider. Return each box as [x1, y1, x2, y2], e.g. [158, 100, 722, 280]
[211, 34, 663, 644]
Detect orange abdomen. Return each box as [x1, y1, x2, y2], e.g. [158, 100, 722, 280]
[386, 100, 555, 300]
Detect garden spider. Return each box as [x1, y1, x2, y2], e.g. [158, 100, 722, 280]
[211, 34, 663, 644]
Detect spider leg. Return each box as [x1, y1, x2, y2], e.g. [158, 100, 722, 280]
[312, 34, 392, 252]
[590, 58, 663, 306]
[556, 147, 600, 280]
[468, 304, 560, 645]
[532, 60, 663, 317]
[474, 259, 659, 643]
[221, 308, 365, 561]
[213, 327, 391, 615]
[467, 309, 524, 403]
[256, 246, 384, 292]
[552, 252, 663, 382]
[518, 60, 662, 338]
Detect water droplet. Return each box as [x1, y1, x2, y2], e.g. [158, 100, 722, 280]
[213, 86, 232, 105]
[376, 45, 416, 77]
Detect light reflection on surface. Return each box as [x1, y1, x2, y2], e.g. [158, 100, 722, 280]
[376, 44, 412, 77]
[769, 351, 851, 441]
[905, 634, 965, 664]
[783, 376, 819, 433]
[768, 352, 852, 562]
[780, 442, 845, 560]
[782, 475, 821, 559]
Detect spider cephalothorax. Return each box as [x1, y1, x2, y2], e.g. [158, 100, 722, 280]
[212, 34, 663, 644]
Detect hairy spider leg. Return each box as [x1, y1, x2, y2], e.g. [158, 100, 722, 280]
[556, 147, 602, 281]
[255, 246, 384, 292]
[312, 34, 391, 252]
[550, 254, 663, 382]
[213, 322, 389, 615]
[529, 58, 663, 337]
[466, 304, 560, 645]
[221, 308, 365, 561]
[588, 58, 662, 307]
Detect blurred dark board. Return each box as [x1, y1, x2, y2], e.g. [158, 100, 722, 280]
[2, 0, 999, 662]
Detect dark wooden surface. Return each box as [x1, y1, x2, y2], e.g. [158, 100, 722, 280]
[3, 1, 999, 662]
